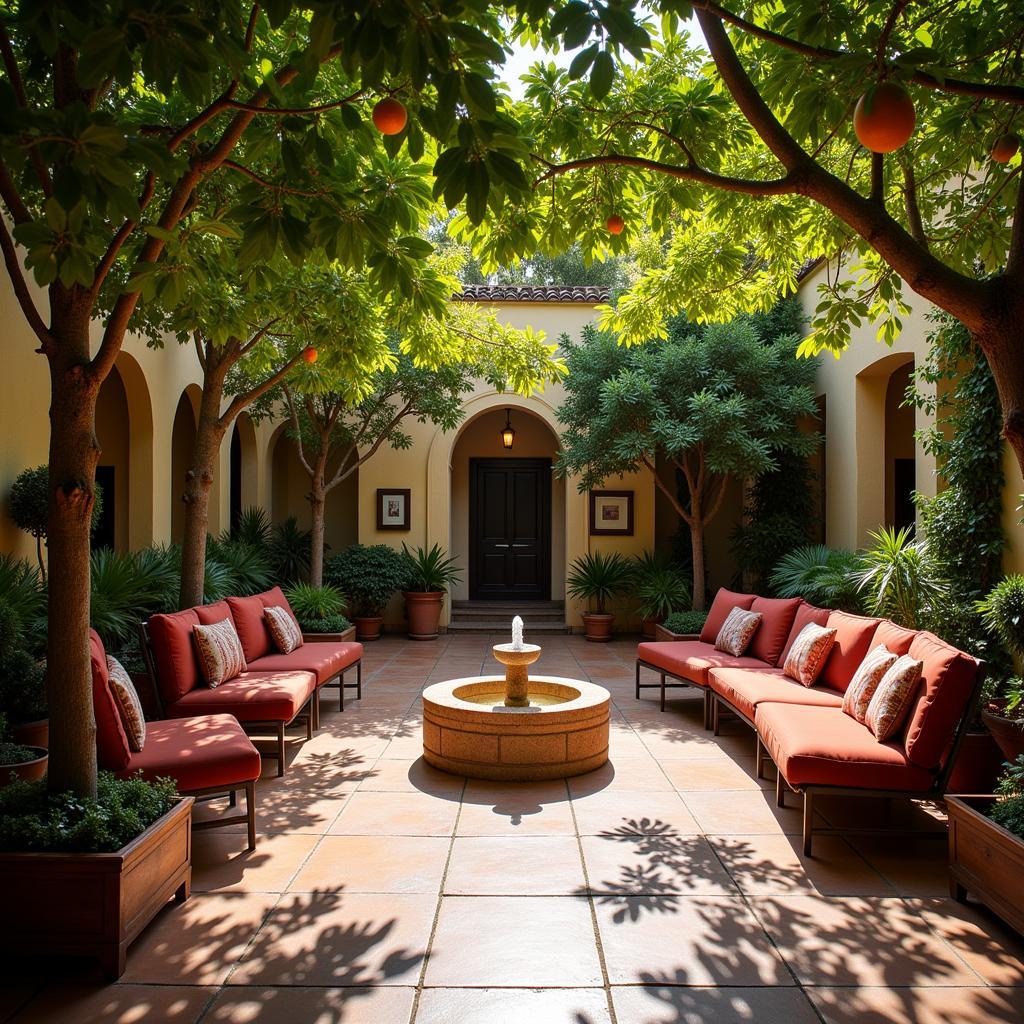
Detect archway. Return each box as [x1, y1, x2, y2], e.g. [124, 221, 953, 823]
[229, 411, 259, 533]
[170, 387, 199, 545]
[94, 364, 130, 551]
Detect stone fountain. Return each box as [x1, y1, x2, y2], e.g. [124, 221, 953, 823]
[422, 616, 610, 781]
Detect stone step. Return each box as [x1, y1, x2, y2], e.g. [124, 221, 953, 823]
[450, 609, 567, 623]
[446, 620, 572, 634]
[451, 600, 564, 611]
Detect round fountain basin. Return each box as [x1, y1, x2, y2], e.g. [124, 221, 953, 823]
[422, 675, 610, 781]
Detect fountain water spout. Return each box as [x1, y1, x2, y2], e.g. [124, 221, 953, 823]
[511, 615, 524, 651]
[491, 615, 541, 708]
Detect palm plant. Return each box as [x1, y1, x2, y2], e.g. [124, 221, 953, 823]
[268, 516, 312, 584]
[855, 527, 947, 629]
[89, 548, 179, 646]
[635, 566, 691, 621]
[285, 583, 347, 623]
[770, 544, 866, 612]
[402, 544, 462, 593]
[206, 536, 274, 596]
[0, 554, 46, 654]
[566, 551, 633, 615]
[231, 506, 271, 547]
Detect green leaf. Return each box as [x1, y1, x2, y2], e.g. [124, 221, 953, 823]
[462, 72, 496, 117]
[568, 43, 599, 81]
[589, 50, 614, 100]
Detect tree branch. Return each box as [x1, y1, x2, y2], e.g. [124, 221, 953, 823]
[0, 23, 51, 195]
[0, 156, 31, 224]
[643, 454, 692, 524]
[221, 89, 363, 116]
[283, 385, 314, 478]
[238, 317, 282, 357]
[220, 349, 302, 430]
[1009, 172, 1024, 280]
[326, 400, 413, 492]
[870, 152, 884, 205]
[90, 171, 156, 299]
[902, 160, 928, 249]
[0, 214, 51, 350]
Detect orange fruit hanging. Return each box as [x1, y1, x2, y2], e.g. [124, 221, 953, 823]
[372, 97, 408, 135]
[991, 133, 1021, 163]
[853, 82, 916, 153]
[303, 346, 318, 364]
[605, 214, 624, 235]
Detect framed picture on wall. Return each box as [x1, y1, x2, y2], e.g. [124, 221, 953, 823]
[377, 488, 411, 530]
[590, 490, 634, 536]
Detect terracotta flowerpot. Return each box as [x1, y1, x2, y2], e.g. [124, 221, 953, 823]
[981, 709, 1024, 764]
[11, 718, 48, 749]
[0, 796, 193, 978]
[581, 612, 615, 642]
[946, 730, 1005, 794]
[0, 746, 47, 787]
[405, 591, 444, 640]
[641, 616, 662, 640]
[354, 616, 384, 641]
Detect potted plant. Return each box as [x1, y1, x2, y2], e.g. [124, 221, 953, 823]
[632, 552, 691, 639]
[324, 544, 408, 641]
[656, 610, 709, 642]
[947, 755, 1024, 936]
[402, 544, 462, 641]
[567, 551, 633, 642]
[977, 576, 1024, 762]
[0, 772, 192, 978]
[285, 583, 355, 642]
[0, 714, 46, 787]
[0, 586, 48, 748]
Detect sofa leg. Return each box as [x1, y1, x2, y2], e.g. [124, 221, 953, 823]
[755, 736, 764, 779]
[228, 788, 237, 809]
[277, 722, 285, 777]
[246, 780, 257, 851]
[660, 673, 666, 712]
[776, 770, 785, 808]
[703, 690, 711, 730]
[635, 660, 640, 700]
[712, 697, 721, 736]
[340, 671, 345, 711]
[356, 659, 362, 700]
[802, 791, 814, 857]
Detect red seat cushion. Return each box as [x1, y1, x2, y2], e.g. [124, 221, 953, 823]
[777, 603, 831, 666]
[708, 666, 844, 723]
[871, 619, 918, 657]
[699, 589, 756, 645]
[227, 587, 296, 662]
[90, 629, 131, 772]
[148, 608, 203, 703]
[747, 596, 802, 665]
[756, 702, 935, 792]
[195, 600, 234, 626]
[904, 631, 979, 770]
[249, 642, 363, 685]
[818, 611, 882, 693]
[166, 669, 316, 723]
[120, 715, 261, 792]
[637, 641, 768, 688]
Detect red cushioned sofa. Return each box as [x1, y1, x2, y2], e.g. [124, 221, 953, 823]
[636, 588, 984, 855]
[139, 587, 363, 776]
[91, 630, 262, 849]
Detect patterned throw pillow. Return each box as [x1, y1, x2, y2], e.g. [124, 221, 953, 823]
[865, 654, 924, 742]
[192, 618, 247, 688]
[782, 623, 838, 687]
[842, 644, 899, 723]
[106, 654, 146, 752]
[714, 607, 763, 657]
[265, 605, 303, 654]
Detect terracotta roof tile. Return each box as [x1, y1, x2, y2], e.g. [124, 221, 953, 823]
[456, 284, 611, 303]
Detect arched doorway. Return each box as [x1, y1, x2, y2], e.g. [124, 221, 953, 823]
[170, 387, 199, 545]
[94, 365, 130, 551]
[885, 361, 916, 533]
[229, 411, 258, 533]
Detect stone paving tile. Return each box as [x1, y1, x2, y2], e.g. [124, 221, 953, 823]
[414, 987, 612, 1023]
[205, 985, 416, 1022]
[610, 984, 821, 1024]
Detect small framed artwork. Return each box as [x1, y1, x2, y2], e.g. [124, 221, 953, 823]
[377, 488, 411, 531]
[590, 490, 634, 536]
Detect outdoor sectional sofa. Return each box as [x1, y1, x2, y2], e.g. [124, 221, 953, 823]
[636, 588, 984, 854]
[139, 586, 363, 777]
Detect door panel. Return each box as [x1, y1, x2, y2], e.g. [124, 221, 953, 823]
[470, 458, 551, 600]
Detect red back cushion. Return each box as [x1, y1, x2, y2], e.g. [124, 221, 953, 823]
[904, 631, 979, 770]
[744, 596, 801, 665]
[89, 630, 130, 771]
[227, 587, 296, 662]
[147, 608, 202, 703]
[819, 611, 882, 692]
[871, 620, 918, 657]
[777, 603, 831, 666]
[195, 600, 233, 626]
[699, 589, 756, 645]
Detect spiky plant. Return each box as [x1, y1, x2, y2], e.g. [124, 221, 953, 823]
[566, 551, 633, 615]
[855, 527, 947, 629]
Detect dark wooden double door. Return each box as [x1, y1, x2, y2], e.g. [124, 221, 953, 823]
[469, 458, 551, 600]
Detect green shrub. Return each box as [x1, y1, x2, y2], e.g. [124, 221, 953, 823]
[989, 756, 1024, 841]
[325, 544, 408, 617]
[634, 564, 691, 620]
[0, 554, 45, 652]
[0, 713, 38, 766]
[855, 527, 947, 629]
[232, 506, 271, 547]
[662, 610, 708, 635]
[978, 575, 1024, 663]
[286, 583, 347, 628]
[0, 772, 179, 853]
[299, 614, 352, 635]
[269, 516, 312, 584]
[770, 545, 865, 612]
[0, 598, 46, 723]
[206, 535, 274, 596]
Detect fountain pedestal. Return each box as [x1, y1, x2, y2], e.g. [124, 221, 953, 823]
[492, 643, 541, 707]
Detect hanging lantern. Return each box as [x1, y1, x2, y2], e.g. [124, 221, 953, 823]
[500, 409, 516, 450]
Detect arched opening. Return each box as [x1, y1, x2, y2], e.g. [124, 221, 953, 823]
[94, 364, 130, 551]
[229, 411, 258, 533]
[449, 405, 565, 602]
[170, 388, 199, 545]
[885, 360, 916, 533]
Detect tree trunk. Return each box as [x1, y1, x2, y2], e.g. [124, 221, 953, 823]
[46, 312, 102, 797]
[975, 325, 1024, 479]
[690, 519, 707, 612]
[36, 535, 46, 583]
[308, 483, 326, 589]
[178, 373, 227, 609]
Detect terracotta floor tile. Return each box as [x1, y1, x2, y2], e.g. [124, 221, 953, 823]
[682, 791, 804, 835]
[610, 985, 821, 1024]
[750, 895, 983, 987]
[445, 836, 585, 895]
[230, 892, 436, 986]
[204, 985, 416, 1023]
[119, 891, 280, 985]
[708, 834, 893, 896]
[807, 986, 1024, 1024]
[595, 895, 790, 986]
[660, 757, 769, 792]
[290, 836, 450, 894]
[414, 987, 612, 1023]
[11, 985, 216, 1024]
[850, 836, 951, 896]
[357, 757, 466, 796]
[329, 791, 459, 836]
[568, 756, 673, 796]
[458, 782, 576, 836]
[582, 833, 737, 896]
[571, 790, 700, 837]
[191, 831, 320, 892]
[425, 896, 602, 987]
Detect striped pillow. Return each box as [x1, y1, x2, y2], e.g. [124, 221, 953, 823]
[265, 605, 303, 654]
[842, 644, 899, 723]
[714, 607, 762, 657]
[782, 623, 838, 687]
[865, 654, 924, 742]
[192, 618, 247, 688]
[106, 654, 146, 752]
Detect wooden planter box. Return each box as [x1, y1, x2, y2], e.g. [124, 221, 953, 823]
[0, 796, 193, 978]
[654, 625, 699, 642]
[947, 795, 1024, 936]
[302, 626, 357, 643]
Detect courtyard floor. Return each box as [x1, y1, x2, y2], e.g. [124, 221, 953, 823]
[3, 635, 1024, 1023]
